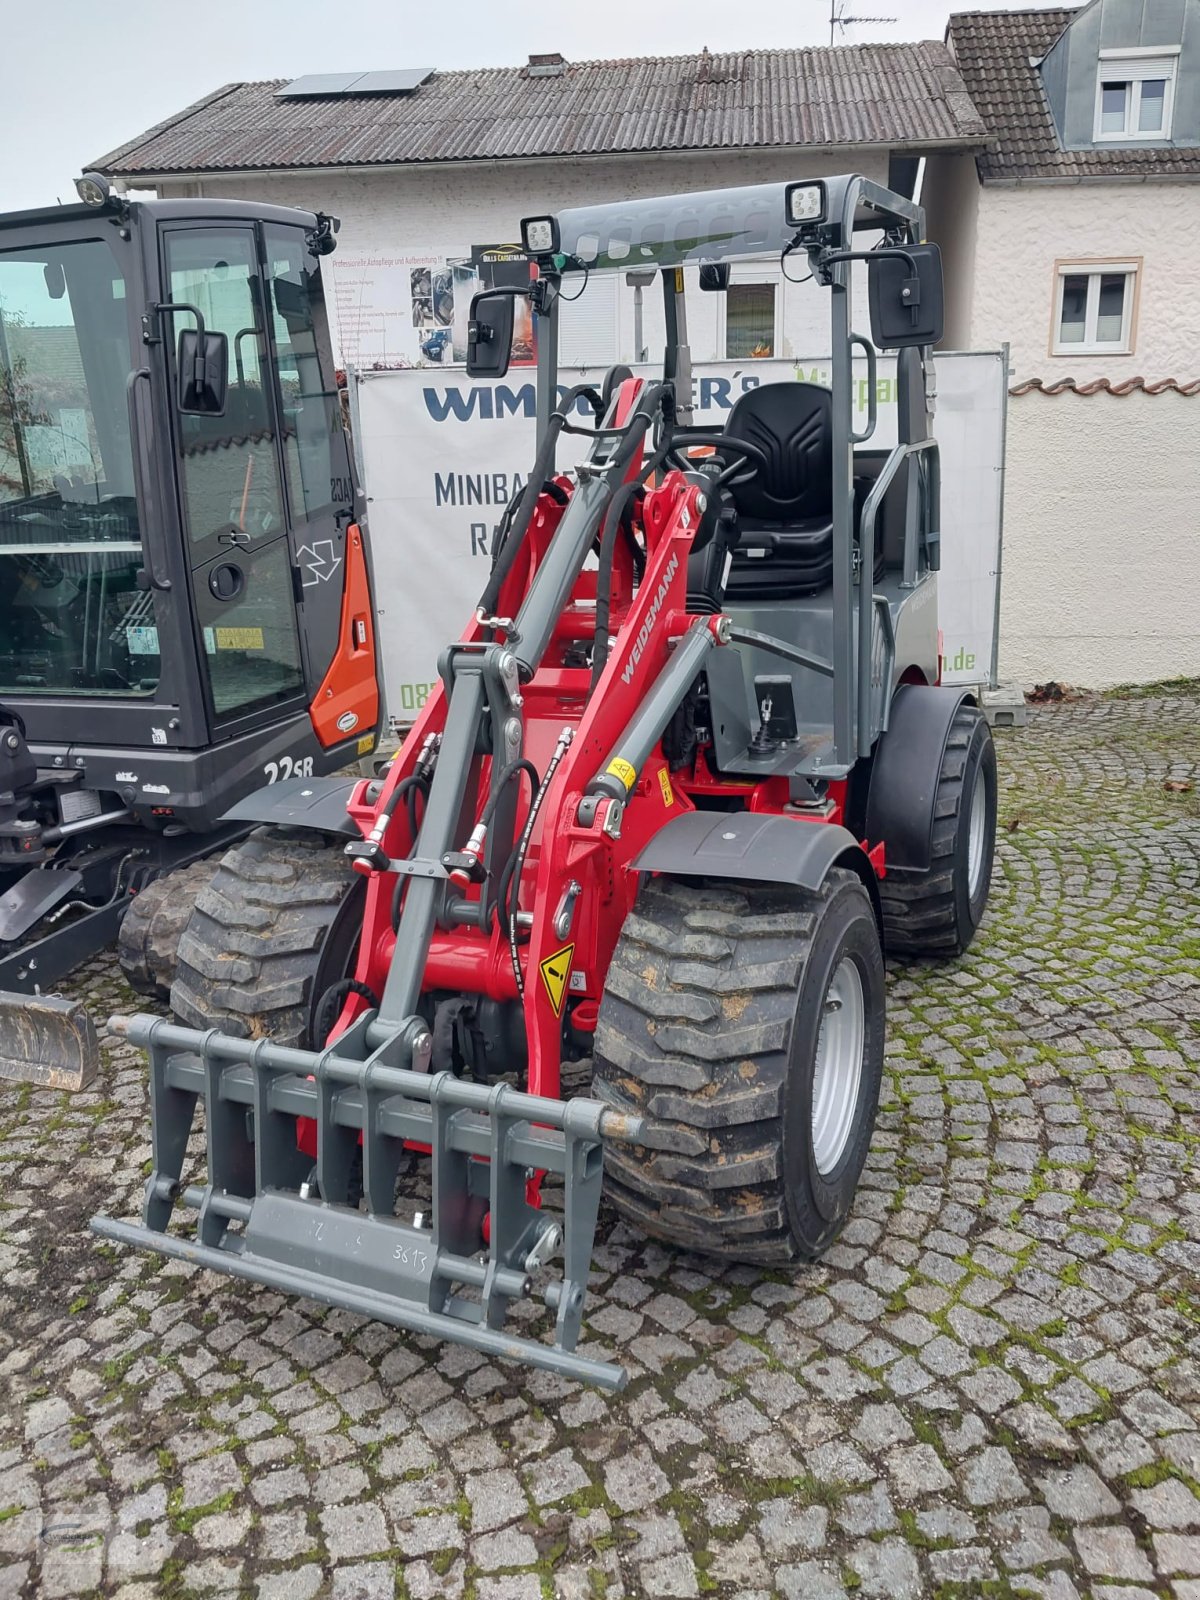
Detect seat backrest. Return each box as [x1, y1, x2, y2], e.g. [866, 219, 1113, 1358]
[724, 382, 833, 523]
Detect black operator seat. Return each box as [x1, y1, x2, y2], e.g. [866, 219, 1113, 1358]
[722, 382, 835, 600]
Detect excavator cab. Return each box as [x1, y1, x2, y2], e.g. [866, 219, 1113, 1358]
[0, 179, 380, 1086]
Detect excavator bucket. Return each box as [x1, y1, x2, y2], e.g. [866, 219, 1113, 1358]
[0, 992, 101, 1091]
[91, 1014, 644, 1391]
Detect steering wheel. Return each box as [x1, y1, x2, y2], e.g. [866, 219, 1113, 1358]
[665, 433, 768, 488]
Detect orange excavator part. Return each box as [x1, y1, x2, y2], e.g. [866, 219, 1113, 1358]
[309, 523, 379, 748]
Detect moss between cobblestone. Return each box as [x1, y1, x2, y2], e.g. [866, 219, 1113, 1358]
[1107, 674, 1200, 699]
[934, 1582, 1043, 1600]
[166, 1486, 236, 1536]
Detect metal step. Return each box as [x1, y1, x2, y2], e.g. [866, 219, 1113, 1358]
[721, 725, 838, 778]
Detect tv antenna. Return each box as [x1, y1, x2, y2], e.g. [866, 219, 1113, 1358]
[829, 0, 897, 45]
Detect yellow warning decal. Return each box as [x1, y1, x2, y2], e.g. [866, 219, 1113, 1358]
[539, 944, 574, 1017]
[674, 267, 685, 295]
[605, 757, 637, 792]
[215, 626, 264, 651]
[658, 768, 675, 808]
[357, 733, 376, 756]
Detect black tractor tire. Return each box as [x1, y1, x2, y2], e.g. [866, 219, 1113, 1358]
[170, 826, 364, 1047]
[117, 859, 221, 999]
[592, 868, 885, 1265]
[879, 703, 997, 958]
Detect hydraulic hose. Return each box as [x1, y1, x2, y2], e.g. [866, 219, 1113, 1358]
[314, 978, 380, 1048]
[479, 757, 540, 828]
[379, 773, 431, 930]
[505, 728, 574, 997]
[491, 479, 568, 576]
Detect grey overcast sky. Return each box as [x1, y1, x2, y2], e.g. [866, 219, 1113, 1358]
[3, 0, 1024, 213]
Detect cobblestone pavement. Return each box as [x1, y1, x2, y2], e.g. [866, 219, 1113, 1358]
[2, 688, 1198, 1600]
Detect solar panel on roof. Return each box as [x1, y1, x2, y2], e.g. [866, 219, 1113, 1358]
[353, 69, 434, 94]
[277, 73, 364, 99]
[276, 68, 433, 99]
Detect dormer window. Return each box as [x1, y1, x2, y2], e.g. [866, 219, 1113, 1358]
[1094, 48, 1179, 141]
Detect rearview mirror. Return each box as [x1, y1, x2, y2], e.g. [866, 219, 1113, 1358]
[465, 291, 515, 379]
[177, 327, 229, 415]
[868, 243, 944, 349]
[699, 263, 730, 292]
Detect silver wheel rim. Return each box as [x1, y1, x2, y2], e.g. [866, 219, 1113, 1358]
[967, 767, 988, 899]
[811, 957, 865, 1176]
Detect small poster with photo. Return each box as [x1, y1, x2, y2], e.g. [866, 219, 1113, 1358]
[410, 266, 455, 361]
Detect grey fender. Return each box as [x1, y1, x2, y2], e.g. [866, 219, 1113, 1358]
[865, 683, 974, 871]
[632, 809, 881, 928]
[222, 774, 359, 837]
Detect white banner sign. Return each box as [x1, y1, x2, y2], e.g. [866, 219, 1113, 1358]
[353, 355, 1007, 723]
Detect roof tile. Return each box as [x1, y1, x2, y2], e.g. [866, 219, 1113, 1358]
[91, 44, 987, 177]
[947, 6, 1200, 180]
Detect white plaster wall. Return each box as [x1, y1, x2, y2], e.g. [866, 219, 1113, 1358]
[999, 390, 1200, 687]
[162, 149, 890, 367]
[966, 181, 1200, 383]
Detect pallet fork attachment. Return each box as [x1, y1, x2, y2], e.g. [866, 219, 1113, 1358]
[0, 993, 100, 1090]
[91, 1014, 644, 1391]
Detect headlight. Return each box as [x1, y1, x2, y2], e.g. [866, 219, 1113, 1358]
[784, 183, 825, 227]
[75, 171, 111, 207]
[521, 216, 559, 255]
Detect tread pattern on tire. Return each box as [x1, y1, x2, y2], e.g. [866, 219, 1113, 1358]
[878, 703, 985, 957]
[170, 827, 357, 1045]
[592, 869, 856, 1265]
[117, 860, 219, 999]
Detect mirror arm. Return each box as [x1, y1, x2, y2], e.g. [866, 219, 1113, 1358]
[820, 247, 919, 274]
[151, 300, 208, 337]
[152, 301, 210, 385]
[820, 247, 923, 327]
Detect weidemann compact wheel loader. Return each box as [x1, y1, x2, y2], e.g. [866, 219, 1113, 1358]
[93, 175, 998, 1391]
[0, 177, 381, 1087]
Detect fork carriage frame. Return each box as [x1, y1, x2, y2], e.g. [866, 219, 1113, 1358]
[95, 174, 943, 1387]
[95, 1014, 644, 1390]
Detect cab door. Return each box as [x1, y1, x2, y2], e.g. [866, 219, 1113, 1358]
[160, 224, 306, 736]
[259, 222, 359, 695]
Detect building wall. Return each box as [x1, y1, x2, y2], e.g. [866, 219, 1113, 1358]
[922, 150, 981, 351]
[999, 388, 1200, 687]
[159, 149, 892, 368]
[965, 179, 1200, 382]
[926, 166, 1200, 688]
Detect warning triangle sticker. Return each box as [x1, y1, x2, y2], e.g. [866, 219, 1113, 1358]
[539, 943, 574, 1017]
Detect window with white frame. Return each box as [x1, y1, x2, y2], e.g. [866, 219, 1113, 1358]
[1094, 49, 1179, 141]
[1053, 262, 1139, 355]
